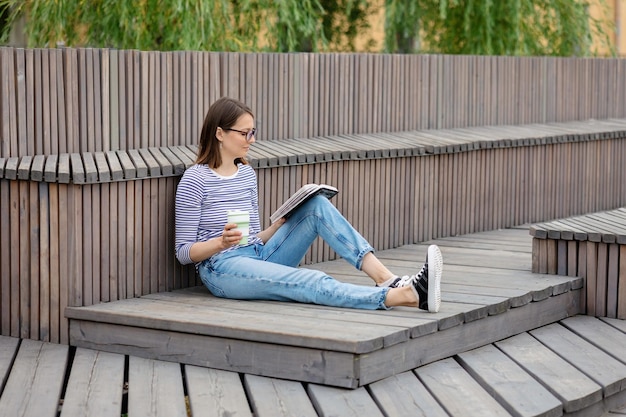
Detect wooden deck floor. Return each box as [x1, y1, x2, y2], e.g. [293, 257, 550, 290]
[1, 227, 626, 416]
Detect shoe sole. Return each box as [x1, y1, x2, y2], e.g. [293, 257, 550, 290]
[427, 244, 443, 313]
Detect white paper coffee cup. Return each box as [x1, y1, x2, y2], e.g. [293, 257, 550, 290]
[227, 210, 250, 245]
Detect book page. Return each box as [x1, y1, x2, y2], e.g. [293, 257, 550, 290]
[270, 184, 338, 223]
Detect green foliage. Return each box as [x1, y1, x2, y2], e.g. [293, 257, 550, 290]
[0, 0, 375, 52]
[0, 0, 320, 51]
[384, 0, 614, 56]
[318, 0, 377, 52]
[0, 0, 17, 43]
[0, 0, 616, 56]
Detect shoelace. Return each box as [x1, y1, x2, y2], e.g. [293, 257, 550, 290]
[395, 263, 429, 288]
[394, 275, 415, 287]
[418, 263, 428, 282]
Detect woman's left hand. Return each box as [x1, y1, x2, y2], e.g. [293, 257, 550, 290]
[256, 217, 285, 243]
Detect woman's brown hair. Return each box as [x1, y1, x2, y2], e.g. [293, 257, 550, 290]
[196, 97, 254, 168]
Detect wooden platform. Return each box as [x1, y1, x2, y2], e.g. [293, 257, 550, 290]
[531, 207, 626, 319]
[64, 227, 584, 389]
[2, 228, 626, 416]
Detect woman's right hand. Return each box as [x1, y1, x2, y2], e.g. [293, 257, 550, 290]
[220, 223, 243, 249]
[189, 223, 242, 262]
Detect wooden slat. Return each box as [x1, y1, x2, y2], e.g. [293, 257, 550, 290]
[127, 149, 148, 178]
[39, 182, 50, 341]
[0, 180, 13, 336]
[246, 375, 317, 417]
[456, 344, 561, 417]
[416, 358, 512, 417]
[82, 185, 94, 306]
[28, 182, 39, 339]
[148, 178, 158, 293]
[0, 340, 69, 417]
[496, 332, 602, 412]
[127, 357, 187, 417]
[138, 148, 161, 177]
[93, 152, 111, 182]
[186, 367, 252, 417]
[531, 323, 626, 397]
[60, 349, 125, 417]
[109, 182, 119, 301]
[560, 315, 626, 362]
[16, 181, 28, 338]
[620, 245, 626, 319]
[307, 384, 384, 417]
[116, 181, 127, 300]
[368, 371, 449, 416]
[49, 183, 60, 342]
[0, 336, 19, 389]
[125, 181, 136, 298]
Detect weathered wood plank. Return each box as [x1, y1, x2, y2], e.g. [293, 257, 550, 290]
[416, 358, 512, 416]
[0, 179, 13, 336]
[245, 375, 317, 417]
[560, 316, 626, 362]
[116, 150, 136, 179]
[607, 243, 620, 318]
[127, 356, 187, 417]
[138, 148, 161, 177]
[81, 151, 98, 183]
[29, 181, 40, 339]
[496, 332, 602, 412]
[457, 344, 562, 417]
[0, 340, 69, 417]
[57, 153, 70, 183]
[0, 336, 19, 390]
[127, 149, 148, 178]
[307, 384, 385, 417]
[617, 245, 626, 319]
[60, 349, 125, 417]
[368, 371, 449, 417]
[104, 151, 123, 181]
[531, 323, 626, 397]
[93, 152, 111, 183]
[185, 366, 253, 417]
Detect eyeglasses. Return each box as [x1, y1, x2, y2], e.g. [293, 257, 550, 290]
[223, 127, 256, 142]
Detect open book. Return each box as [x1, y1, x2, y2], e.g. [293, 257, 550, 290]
[270, 184, 339, 223]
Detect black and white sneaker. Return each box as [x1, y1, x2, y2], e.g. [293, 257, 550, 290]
[410, 245, 443, 312]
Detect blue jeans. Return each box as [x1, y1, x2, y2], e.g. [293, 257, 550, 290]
[198, 195, 390, 310]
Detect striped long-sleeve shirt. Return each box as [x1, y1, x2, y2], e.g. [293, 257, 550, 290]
[174, 163, 262, 265]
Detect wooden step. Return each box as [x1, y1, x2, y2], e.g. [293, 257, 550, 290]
[3, 316, 626, 416]
[65, 228, 584, 388]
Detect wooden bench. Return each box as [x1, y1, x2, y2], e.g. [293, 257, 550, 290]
[1, 119, 626, 344]
[3, 118, 626, 183]
[530, 208, 626, 318]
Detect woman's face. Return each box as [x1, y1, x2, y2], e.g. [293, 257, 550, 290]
[218, 113, 255, 163]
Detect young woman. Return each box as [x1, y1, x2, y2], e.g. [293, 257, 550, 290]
[175, 97, 443, 312]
